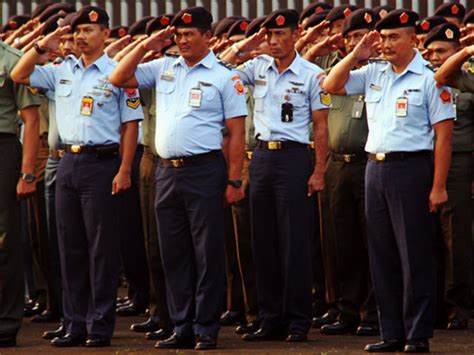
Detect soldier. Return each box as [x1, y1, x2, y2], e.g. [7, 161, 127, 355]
[415, 16, 448, 53]
[434, 1, 466, 28]
[324, 9, 455, 353]
[318, 8, 379, 338]
[110, 6, 247, 350]
[0, 41, 41, 349]
[222, 8, 330, 342]
[12, 5, 143, 347]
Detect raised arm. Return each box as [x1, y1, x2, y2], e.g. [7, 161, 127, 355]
[434, 45, 474, 88]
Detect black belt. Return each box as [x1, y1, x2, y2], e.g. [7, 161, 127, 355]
[0, 132, 16, 139]
[256, 140, 308, 150]
[160, 150, 221, 168]
[330, 152, 367, 163]
[62, 143, 119, 154]
[368, 151, 431, 162]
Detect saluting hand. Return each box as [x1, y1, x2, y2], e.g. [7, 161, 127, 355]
[236, 27, 267, 54]
[105, 35, 132, 59]
[301, 20, 330, 45]
[351, 30, 380, 62]
[112, 171, 131, 195]
[142, 26, 175, 52]
[37, 25, 72, 53]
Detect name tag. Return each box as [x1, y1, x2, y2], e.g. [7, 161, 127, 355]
[59, 79, 71, 85]
[255, 80, 267, 86]
[160, 75, 174, 82]
[396, 97, 408, 117]
[189, 88, 202, 108]
[370, 83, 382, 91]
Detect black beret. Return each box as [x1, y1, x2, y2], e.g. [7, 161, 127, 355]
[434, 1, 466, 20]
[146, 14, 174, 36]
[261, 9, 299, 29]
[299, 2, 333, 23]
[342, 9, 379, 37]
[424, 23, 460, 48]
[1, 15, 30, 33]
[70, 6, 109, 30]
[38, 3, 75, 23]
[32, 2, 54, 19]
[415, 16, 448, 34]
[245, 16, 266, 38]
[128, 16, 154, 36]
[373, 5, 394, 19]
[213, 16, 243, 37]
[42, 13, 66, 36]
[171, 7, 213, 30]
[326, 5, 358, 23]
[463, 9, 474, 25]
[227, 19, 250, 38]
[304, 10, 330, 30]
[110, 26, 129, 38]
[375, 9, 419, 31]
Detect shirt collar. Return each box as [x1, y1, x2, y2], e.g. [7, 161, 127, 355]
[173, 50, 215, 69]
[380, 49, 424, 75]
[72, 52, 109, 73]
[265, 51, 301, 75]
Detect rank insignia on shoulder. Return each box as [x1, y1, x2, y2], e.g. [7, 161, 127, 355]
[126, 98, 141, 109]
[320, 91, 331, 106]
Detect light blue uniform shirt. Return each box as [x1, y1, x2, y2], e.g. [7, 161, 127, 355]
[237, 53, 331, 144]
[345, 50, 454, 153]
[30, 53, 143, 145]
[135, 50, 247, 159]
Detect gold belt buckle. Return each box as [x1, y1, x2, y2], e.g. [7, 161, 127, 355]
[268, 141, 281, 150]
[58, 149, 65, 158]
[170, 158, 184, 168]
[375, 153, 386, 161]
[246, 151, 253, 160]
[70, 145, 81, 154]
[343, 154, 352, 163]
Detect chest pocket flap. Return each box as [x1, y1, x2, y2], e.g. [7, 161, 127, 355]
[57, 81, 72, 97]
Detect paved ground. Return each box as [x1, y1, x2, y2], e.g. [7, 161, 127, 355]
[1, 316, 473, 354]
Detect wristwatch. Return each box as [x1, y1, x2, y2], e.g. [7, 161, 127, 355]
[21, 172, 36, 183]
[34, 42, 47, 55]
[228, 179, 242, 188]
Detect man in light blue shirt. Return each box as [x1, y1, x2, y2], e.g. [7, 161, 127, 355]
[110, 6, 247, 350]
[323, 9, 454, 353]
[12, 5, 142, 348]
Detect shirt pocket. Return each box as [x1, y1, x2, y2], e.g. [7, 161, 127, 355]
[288, 92, 306, 108]
[56, 83, 72, 97]
[156, 81, 176, 112]
[364, 91, 382, 120]
[253, 85, 268, 113]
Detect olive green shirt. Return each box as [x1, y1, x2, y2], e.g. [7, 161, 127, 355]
[245, 85, 256, 151]
[454, 68, 474, 93]
[452, 88, 474, 153]
[328, 95, 369, 154]
[140, 88, 158, 156]
[0, 42, 40, 134]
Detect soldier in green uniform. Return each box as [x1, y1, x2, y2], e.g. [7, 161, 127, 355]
[317, 9, 379, 337]
[0, 41, 41, 347]
[426, 23, 473, 330]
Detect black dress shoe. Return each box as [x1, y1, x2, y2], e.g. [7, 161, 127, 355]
[356, 324, 380, 336]
[364, 339, 406, 352]
[219, 310, 246, 326]
[145, 328, 173, 340]
[0, 335, 16, 348]
[286, 332, 307, 342]
[31, 309, 60, 323]
[242, 328, 286, 341]
[404, 338, 429, 353]
[130, 318, 161, 333]
[155, 333, 195, 349]
[116, 302, 147, 316]
[235, 321, 261, 334]
[31, 302, 46, 315]
[42, 325, 66, 340]
[321, 321, 357, 335]
[85, 337, 111, 347]
[447, 318, 468, 330]
[51, 333, 87, 347]
[312, 311, 339, 329]
[195, 335, 217, 350]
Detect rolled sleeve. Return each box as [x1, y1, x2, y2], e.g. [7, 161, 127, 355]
[135, 60, 161, 89]
[29, 64, 56, 91]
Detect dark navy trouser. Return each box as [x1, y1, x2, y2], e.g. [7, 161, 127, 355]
[249, 146, 314, 334]
[365, 155, 436, 340]
[154, 152, 227, 338]
[56, 152, 120, 338]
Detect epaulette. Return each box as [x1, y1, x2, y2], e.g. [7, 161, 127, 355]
[218, 60, 236, 70]
[368, 58, 388, 64]
[425, 63, 437, 72]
